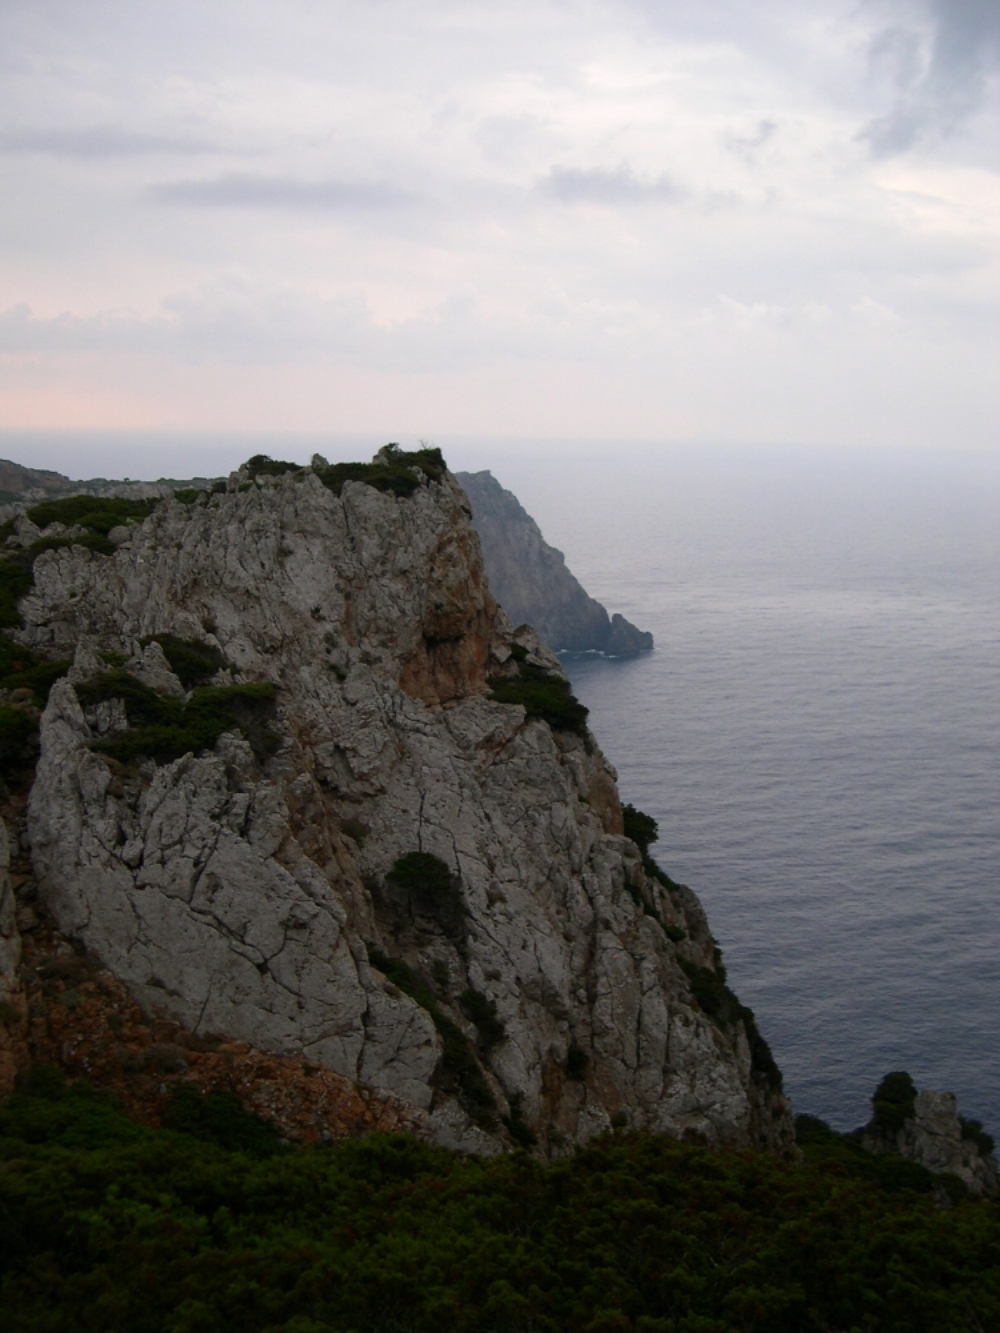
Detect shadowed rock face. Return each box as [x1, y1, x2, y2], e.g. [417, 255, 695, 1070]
[15, 453, 790, 1155]
[455, 470, 653, 656]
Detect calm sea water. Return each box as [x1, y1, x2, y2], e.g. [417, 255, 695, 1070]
[473, 444, 1000, 1133]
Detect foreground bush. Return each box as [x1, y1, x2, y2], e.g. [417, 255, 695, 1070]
[2, 1072, 999, 1332]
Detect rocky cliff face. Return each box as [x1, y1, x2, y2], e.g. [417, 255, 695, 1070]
[5, 448, 791, 1154]
[456, 470, 653, 655]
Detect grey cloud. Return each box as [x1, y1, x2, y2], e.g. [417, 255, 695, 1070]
[544, 165, 681, 205]
[145, 173, 414, 209]
[862, 0, 1000, 155]
[0, 126, 217, 157]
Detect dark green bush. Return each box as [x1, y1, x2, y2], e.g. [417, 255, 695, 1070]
[161, 1085, 286, 1158]
[961, 1116, 995, 1156]
[76, 673, 277, 765]
[25, 495, 156, 536]
[0, 550, 34, 627]
[870, 1070, 917, 1136]
[488, 662, 589, 736]
[172, 487, 203, 504]
[140, 633, 226, 687]
[3, 1076, 1000, 1333]
[0, 497, 157, 627]
[622, 803, 658, 855]
[501, 1092, 537, 1149]
[385, 851, 467, 938]
[367, 947, 497, 1125]
[244, 455, 302, 480]
[0, 633, 69, 704]
[459, 989, 506, 1052]
[315, 445, 447, 499]
[679, 958, 782, 1091]
[0, 705, 38, 777]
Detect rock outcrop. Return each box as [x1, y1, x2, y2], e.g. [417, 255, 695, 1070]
[862, 1074, 997, 1196]
[9, 447, 790, 1154]
[456, 470, 653, 655]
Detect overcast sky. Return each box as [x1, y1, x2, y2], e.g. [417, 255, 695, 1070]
[2, 0, 998, 452]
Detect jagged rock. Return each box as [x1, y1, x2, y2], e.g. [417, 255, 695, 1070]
[862, 1075, 997, 1196]
[605, 613, 654, 657]
[456, 469, 653, 655]
[20, 453, 790, 1154]
[125, 640, 186, 698]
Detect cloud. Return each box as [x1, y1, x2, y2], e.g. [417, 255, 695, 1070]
[144, 173, 415, 210]
[0, 126, 217, 156]
[861, 0, 1000, 155]
[543, 165, 681, 206]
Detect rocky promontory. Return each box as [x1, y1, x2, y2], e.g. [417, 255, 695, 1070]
[456, 470, 653, 655]
[0, 447, 789, 1155]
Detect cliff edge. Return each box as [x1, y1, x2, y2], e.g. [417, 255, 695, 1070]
[2, 447, 790, 1155]
[456, 470, 653, 655]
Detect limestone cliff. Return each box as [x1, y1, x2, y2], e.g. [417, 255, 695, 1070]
[456, 470, 653, 655]
[5, 447, 791, 1154]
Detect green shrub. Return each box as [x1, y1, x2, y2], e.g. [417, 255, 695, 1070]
[25, 494, 156, 535]
[3, 1080, 1000, 1333]
[459, 989, 506, 1053]
[961, 1116, 995, 1156]
[161, 1084, 286, 1158]
[0, 632, 69, 704]
[870, 1070, 917, 1136]
[501, 1092, 537, 1149]
[172, 487, 203, 504]
[76, 673, 277, 765]
[0, 497, 156, 627]
[244, 454, 302, 480]
[679, 958, 782, 1091]
[487, 662, 589, 736]
[315, 444, 447, 499]
[622, 803, 658, 856]
[367, 946, 497, 1125]
[385, 851, 467, 938]
[140, 632, 226, 687]
[0, 705, 38, 778]
[0, 550, 34, 627]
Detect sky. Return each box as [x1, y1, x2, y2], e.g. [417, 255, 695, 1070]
[1, 0, 998, 457]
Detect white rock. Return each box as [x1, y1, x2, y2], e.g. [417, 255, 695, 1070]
[23, 458, 794, 1153]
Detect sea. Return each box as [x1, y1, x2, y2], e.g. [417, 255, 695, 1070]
[6, 432, 999, 1134]
[474, 442, 1000, 1134]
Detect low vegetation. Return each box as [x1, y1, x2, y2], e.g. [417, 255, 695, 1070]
[2, 1070, 999, 1332]
[140, 632, 226, 688]
[0, 496, 155, 626]
[75, 671, 277, 764]
[0, 633, 71, 782]
[314, 444, 447, 498]
[0, 633, 69, 705]
[366, 947, 497, 1126]
[488, 659, 590, 736]
[383, 850, 467, 939]
[25, 495, 157, 543]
